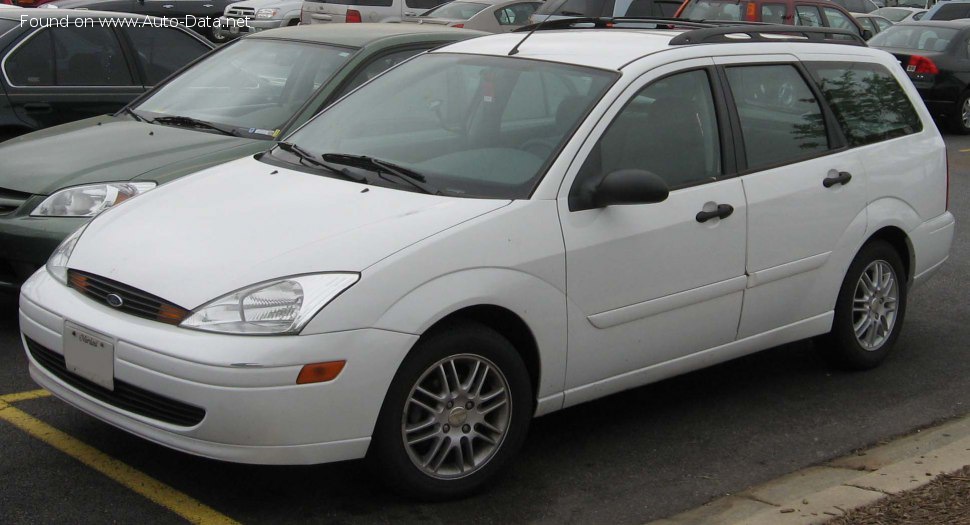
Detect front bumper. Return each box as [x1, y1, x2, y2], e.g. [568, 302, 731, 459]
[0, 204, 87, 293]
[19, 268, 418, 465]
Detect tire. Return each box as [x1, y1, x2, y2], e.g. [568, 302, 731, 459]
[369, 320, 532, 500]
[947, 91, 970, 135]
[818, 240, 908, 370]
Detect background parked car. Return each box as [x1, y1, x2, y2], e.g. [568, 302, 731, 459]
[300, 0, 448, 24]
[0, 24, 484, 293]
[675, 0, 869, 38]
[868, 20, 970, 133]
[40, 0, 241, 43]
[922, 0, 970, 18]
[216, 0, 303, 41]
[529, 0, 681, 23]
[402, 0, 540, 31]
[854, 12, 893, 35]
[0, 10, 213, 141]
[871, 5, 926, 20]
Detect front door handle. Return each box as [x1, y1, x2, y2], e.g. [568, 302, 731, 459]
[696, 203, 734, 223]
[824, 171, 852, 188]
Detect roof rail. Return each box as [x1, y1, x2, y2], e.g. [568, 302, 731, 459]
[513, 16, 769, 32]
[668, 25, 867, 46]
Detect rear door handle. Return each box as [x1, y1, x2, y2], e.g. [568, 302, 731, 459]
[696, 203, 734, 223]
[23, 103, 52, 114]
[824, 171, 852, 188]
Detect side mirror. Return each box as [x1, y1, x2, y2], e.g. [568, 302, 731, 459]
[571, 169, 669, 211]
[862, 29, 874, 40]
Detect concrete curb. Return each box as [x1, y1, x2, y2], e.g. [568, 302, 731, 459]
[648, 414, 970, 525]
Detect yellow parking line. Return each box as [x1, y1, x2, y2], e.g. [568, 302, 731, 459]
[0, 389, 51, 403]
[0, 397, 239, 525]
[960, 148, 970, 152]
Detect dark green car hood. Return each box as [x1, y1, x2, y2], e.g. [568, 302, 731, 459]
[0, 116, 266, 195]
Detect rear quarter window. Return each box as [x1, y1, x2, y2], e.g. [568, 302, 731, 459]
[806, 61, 922, 147]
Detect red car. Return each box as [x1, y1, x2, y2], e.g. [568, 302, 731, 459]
[675, 0, 869, 37]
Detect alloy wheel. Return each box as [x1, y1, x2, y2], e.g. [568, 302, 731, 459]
[852, 260, 899, 351]
[401, 354, 511, 479]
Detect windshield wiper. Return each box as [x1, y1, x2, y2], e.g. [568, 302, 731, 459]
[322, 153, 440, 195]
[152, 115, 239, 137]
[276, 143, 367, 183]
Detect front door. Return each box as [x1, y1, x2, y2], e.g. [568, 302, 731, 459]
[559, 60, 748, 404]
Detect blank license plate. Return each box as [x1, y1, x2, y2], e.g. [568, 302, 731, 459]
[63, 322, 114, 391]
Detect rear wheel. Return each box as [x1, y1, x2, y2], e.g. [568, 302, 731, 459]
[818, 240, 907, 370]
[947, 91, 970, 134]
[369, 321, 532, 500]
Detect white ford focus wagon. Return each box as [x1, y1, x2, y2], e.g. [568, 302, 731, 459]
[19, 20, 955, 499]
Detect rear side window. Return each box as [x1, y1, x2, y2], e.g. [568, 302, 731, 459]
[795, 5, 823, 26]
[53, 27, 133, 86]
[725, 64, 830, 170]
[807, 62, 922, 147]
[761, 3, 788, 23]
[681, 0, 745, 20]
[822, 7, 858, 32]
[123, 27, 210, 86]
[5, 30, 54, 86]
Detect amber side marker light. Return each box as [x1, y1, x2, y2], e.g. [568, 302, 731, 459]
[296, 361, 346, 385]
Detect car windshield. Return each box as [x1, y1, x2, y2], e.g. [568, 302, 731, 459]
[135, 39, 354, 138]
[872, 7, 916, 21]
[423, 1, 490, 18]
[278, 53, 616, 199]
[681, 0, 744, 21]
[869, 24, 958, 50]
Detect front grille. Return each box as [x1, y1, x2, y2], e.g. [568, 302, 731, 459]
[26, 337, 206, 427]
[67, 270, 190, 325]
[226, 7, 255, 17]
[0, 187, 30, 215]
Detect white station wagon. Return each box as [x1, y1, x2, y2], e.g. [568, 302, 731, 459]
[19, 20, 955, 499]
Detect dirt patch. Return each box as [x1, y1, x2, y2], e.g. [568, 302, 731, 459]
[829, 465, 970, 524]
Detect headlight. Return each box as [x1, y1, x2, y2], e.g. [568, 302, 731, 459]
[181, 273, 359, 335]
[46, 224, 88, 285]
[31, 182, 156, 217]
[256, 8, 279, 18]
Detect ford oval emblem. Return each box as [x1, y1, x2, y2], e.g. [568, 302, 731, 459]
[106, 294, 124, 308]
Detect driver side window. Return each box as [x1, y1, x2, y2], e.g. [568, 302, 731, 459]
[574, 69, 721, 193]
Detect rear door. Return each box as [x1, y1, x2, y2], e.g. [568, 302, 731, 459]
[716, 55, 868, 338]
[2, 26, 142, 130]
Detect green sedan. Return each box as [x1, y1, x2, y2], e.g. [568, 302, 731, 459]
[0, 24, 484, 294]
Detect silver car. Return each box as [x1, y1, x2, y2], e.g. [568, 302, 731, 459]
[301, 0, 448, 24]
[218, 0, 304, 39]
[403, 0, 540, 31]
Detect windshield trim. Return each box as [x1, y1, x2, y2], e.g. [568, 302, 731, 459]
[125, 38, 362, 139]
[269, 51, 621, 200]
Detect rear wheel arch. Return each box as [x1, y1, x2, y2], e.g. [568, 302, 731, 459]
[863, 226, 914, 284]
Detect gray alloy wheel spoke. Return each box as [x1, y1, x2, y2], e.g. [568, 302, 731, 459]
[963, 99, 970, 127]
[851, 260, 899, 352]
[402, 354, 512, 480]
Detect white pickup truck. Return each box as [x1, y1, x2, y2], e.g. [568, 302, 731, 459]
[216, 0, 303, 40]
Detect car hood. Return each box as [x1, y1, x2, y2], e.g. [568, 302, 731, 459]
[68, 156, 511, 309]
[0, 116, 257, 195]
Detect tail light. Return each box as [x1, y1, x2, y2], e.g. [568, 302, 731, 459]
[907, 55, 939, 75]
[346, 9, 362, 23]
[745, 1, 758, 21]
[450, 23, 465, 28]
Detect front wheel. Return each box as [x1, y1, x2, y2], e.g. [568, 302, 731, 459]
[818, 240, 907, 370]
[369, 321, 532, 500]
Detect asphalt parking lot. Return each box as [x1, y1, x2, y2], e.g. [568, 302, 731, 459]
[1, 134, 968, 525]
